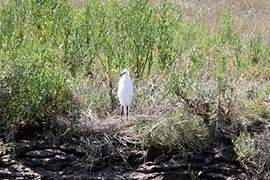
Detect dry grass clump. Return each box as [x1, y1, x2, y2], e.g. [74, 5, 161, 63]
[180, 0, 270, 42]
[132, 75, 177, 116]
[69, 76, 113, 118]
[233, 80, 270, 121]
[135, 109, 209, 152]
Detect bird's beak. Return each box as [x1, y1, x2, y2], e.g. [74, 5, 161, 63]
[120, 72, 126, 76]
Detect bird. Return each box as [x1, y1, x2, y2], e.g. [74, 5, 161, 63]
[117, 69, 133, 118]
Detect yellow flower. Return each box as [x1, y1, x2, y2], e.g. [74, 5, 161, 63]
[111, 67, 118, 74]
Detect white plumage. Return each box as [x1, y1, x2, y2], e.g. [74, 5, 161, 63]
[117, 69, 133, 116]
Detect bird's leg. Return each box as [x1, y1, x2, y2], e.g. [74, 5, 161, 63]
[121, 106, 124, 116]
[126, 106, 129, 120]
[126, 106, 129, 116]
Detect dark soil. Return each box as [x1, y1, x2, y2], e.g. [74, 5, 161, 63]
[0, 118, 267, 180]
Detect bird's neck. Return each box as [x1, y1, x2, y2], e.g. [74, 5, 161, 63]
[122, 74, 130, 81]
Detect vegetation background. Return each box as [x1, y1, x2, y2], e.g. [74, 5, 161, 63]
[0, 0, 270, 179]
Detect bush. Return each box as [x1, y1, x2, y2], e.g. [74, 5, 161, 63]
[249, 34, 266, 65]
[0, 0, 73, 49]
[156, 1, 179, 70]
[0, 45, 70, 128]
[0, 0, 73, 129]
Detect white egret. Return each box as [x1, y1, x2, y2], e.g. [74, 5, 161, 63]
[117, 69, 133, 118]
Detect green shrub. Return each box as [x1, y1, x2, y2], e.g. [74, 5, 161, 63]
[156, 1, 179, 70]
[220, 11, 237, 45]
[249, 34, 265, 65]
[72, 0, 180, 78]
[0, 0, 73, 49]
[123, 0, 157, 77]
[0, 45, 70, 127]
[0, 0, 74, 128]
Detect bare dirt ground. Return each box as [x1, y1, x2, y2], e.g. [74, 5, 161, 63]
[0, 116, 248, 179]
[1, 109, 270, 179]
